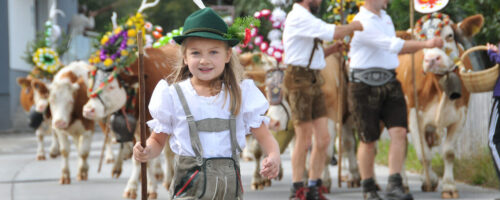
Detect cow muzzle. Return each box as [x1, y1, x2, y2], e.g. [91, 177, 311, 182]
[438, 72, 462, 100]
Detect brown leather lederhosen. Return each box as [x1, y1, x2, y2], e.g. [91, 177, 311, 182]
[169, 84, 243, 200]
[283, 38, 327, 122]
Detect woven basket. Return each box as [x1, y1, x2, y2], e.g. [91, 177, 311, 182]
[458, 45, 499, 93]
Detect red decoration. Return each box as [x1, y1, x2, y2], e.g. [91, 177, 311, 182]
[243, 28, 251, 47]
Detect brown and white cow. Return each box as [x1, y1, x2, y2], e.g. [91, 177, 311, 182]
[240, 51, 361, 191]
[82, 44, 180, 199]
[17, 76, 60, 160]
[396, 13, 484, 198]
[37, 61, 95, 184]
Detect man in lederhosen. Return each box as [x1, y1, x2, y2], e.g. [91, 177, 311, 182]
[283, 0, 363, 199]
[347, 0, 443, 199]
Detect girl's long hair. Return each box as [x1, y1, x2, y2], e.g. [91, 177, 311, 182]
[168, 40, 244, 115]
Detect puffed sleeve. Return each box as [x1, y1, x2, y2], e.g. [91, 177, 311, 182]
[241, 79, 270, 133]
[146, 80, 174, 134]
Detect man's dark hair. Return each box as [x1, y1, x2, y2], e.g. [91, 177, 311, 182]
[294, 0, 304, 2]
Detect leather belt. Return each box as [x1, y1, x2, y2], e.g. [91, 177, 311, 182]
[349, 67, 396, 86]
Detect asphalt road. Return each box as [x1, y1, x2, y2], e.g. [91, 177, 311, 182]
[0, 131, 499, 200]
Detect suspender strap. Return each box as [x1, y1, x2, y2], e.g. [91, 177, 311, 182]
[174, 83, 241, 164]
[306, 38, 322, 69]
[174, 84, 204, 165]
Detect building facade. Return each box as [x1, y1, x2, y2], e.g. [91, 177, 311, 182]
[1, 0, 77, 131]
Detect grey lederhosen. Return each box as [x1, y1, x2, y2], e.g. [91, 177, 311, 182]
[169, 84, 243, 200]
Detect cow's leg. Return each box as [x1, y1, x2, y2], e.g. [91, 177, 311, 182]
[123, 158, 140, 199]
[57, 130, 71, 184]
[408, 108, 438, 191]
[441, 122, 462, 199]
[104, 136, 115, 164]
[163, 141, 175, 190]
[343, 119, 361, 188]
[48, 124, 60, 158]
[76, 131, 93, 181]
[147, 157, 160, 199]
[251, 140, 266, 190]
[154, 155, 164, 181]
[35, 125, 46, 160]
[111, 142, 129, 178]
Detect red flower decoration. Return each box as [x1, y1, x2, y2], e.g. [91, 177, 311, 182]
[243, 28, 251, 47]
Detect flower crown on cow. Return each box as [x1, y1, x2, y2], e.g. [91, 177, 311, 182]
[23, 21, 69, 79]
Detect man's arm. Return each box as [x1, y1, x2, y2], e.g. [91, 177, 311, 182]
[399, 37, 443, 54]
[333, 21, 363, 40]
[324, 41, 346, 57]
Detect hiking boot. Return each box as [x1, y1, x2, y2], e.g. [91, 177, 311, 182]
[306, 179, 328, 200]
[362, 178, 383, 200]
[290, 183, 307, 200]
[386, 173, 413, 200]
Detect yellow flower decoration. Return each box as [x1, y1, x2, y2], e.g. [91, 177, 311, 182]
[101, 35, 109, 45]
[32, 47, 61, 73]
[127, 39, 135, 46]
[347, 14, 356, 23]
[121, 50, 129, 56]
[128, 29, 137, 37]
[103, 58, 113, 67]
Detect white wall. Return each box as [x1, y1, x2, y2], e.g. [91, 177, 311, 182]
[8, 0, 36, 72]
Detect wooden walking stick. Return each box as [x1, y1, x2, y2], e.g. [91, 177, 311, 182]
[337, 0, 346, 188]
[137, 30, 148, 200]
[97, 119, 109, 173]
[410, 0, 432, 190]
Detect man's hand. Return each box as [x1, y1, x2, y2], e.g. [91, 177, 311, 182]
[324, 41, 347, 57]
[426, 37, 444, 49]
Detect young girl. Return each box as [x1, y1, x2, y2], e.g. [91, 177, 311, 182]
[487, 42, 500, 184]
[133, 8, 281, 200]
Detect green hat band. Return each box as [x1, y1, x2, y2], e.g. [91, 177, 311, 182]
[183, 27, 225, 37]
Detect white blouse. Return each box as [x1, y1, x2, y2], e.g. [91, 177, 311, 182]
[147, 78, 270, 158]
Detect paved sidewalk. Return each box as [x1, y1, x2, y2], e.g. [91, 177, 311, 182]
[0, 131, 499, 200]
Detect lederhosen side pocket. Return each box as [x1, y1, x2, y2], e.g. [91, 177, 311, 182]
[171, 156, 206, 199]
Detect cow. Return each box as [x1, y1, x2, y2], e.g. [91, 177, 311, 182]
[396, 13, 484, 199]
[239, 51, 361, 191]
[39, 61, 95, 184]
[82, 44, 180, 199]
[16, 76, 60, 160]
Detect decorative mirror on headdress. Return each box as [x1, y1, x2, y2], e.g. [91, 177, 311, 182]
[414, 0, 449, 14]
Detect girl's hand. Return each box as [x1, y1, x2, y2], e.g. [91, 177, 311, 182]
[259, 153, 281, 179]
[133, 142, 151, 163]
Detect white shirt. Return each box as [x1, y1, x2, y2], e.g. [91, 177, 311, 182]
[348, 7, 405, 70]
[147, 79, 270, 158]
[283, 3, 336, 70]
[69, 14, 95, 37]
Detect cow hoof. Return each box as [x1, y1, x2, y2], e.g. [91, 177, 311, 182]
[77, 172, 88, 181]
[106, 158, 115, 164]
[163, 181, 171, 190]
[251, 182, 265, 190]
[264, 179, 272, 187]
[123, 190, 137, 199]
[59, 176, 71, 184]
[49, 152, 59, 158]
[112, 169, 122, 178]
[421, 182, 438, 192]
[36, 155, 46, 161]
[148, 192, 158, 199]
[441, 190, 459, 199]
[347, 179, 361, 188]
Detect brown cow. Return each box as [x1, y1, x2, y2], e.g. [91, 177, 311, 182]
[82, 44, 180, 199]
[17, 76, 60, 160]
[396, 13, 483, 198]
[41, 61, 95, 184]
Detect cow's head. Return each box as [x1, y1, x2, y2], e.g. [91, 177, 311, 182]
[31, 78, 51, 113]
[49, 72, 82, 129]
[82, 68, 137, 120]
[17, 76, 35, 112]
[415, 13, 483, 74]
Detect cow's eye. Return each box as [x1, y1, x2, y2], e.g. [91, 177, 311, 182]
[445, 34, 454, 42]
